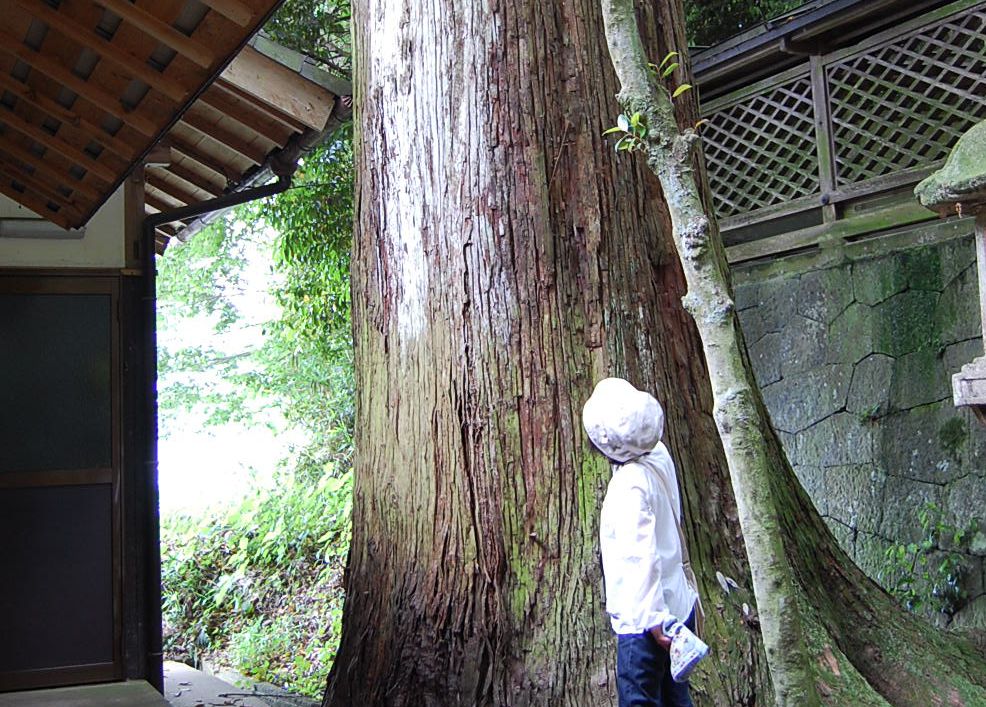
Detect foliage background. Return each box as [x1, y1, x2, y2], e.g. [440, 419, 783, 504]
[158, 131, 355, 697]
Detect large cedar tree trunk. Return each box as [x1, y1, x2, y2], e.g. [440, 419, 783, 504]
[323, 1, 767, 705]
[599, 1, 986, 705]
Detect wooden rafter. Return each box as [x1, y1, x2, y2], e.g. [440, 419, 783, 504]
[164, 163, 225, 198]
[178, 112, 267, 165]
[198, 87, 293, 145]
[144, 192, 189, 219]
[220, 46, 334, 132]
[0, 108, 117, 183]
[0, 28, 158, 137]
[0, 180, 78, 229]
[0, 73, 137, 163]
[198, 0, 256, 28]
[0, 161, 89, 217]
[0, 0, 338, 231]
[92, 0, 216, 69]
[145, 172, 200, 208]
[169, 136, 235, 183]
[11, 0, 189, 104]
[0, 142, 102, 202]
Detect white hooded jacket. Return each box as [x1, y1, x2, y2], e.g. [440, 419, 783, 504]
[599, 442, 698, 634]
[582, 378, 698, 634]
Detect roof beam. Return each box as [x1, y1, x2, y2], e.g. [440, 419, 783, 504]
[0, 160, 90, 216]
[162, 163, 224, 198]
[220, 46, 334, 131]
[0, 107, 117, 182]
[0, 28, 158, 136]
[0, 180, 79, 229]
[12, 0, 189, 103]
[0, 73, 138, 162]
[93, 0, 215, 69]
[169, 136, 235, 183]
[198, 87, 292, 145]
[178, 112, 267, 165]
[198, 0, 255, 28]
[0, 141, 102, 201]
[145, 192, 190, 219]
[145, 172, 202, 207]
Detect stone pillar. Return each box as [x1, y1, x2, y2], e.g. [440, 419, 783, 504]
[915, 120, 986, 422]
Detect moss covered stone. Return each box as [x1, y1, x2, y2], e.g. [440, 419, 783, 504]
[935, 263, 982, 345]
[890, 347, 948, 411]
[900, 246, 943, 292]
[847, 353, 894, 416]
[874, 290, 939, 357]
[761, 364, 852, 433]
[915, 119, 986, 214]
[797, 267, 853, 324]
[852, 256, 907, 306]
[829, 303, 876, 364]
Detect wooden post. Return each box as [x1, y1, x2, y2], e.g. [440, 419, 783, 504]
[977, 213, 986, 355]
[810, 55, 837, 225]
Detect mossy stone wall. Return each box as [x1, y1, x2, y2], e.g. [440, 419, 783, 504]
[734, 228, 986, 627]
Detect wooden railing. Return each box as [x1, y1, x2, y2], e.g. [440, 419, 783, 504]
[700, 0, 986, 260]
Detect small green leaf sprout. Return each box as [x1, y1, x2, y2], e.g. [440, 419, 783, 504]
[603, 111, 648, 153]
[648, 51, 693, 102]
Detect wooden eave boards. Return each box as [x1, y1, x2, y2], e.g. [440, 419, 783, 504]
[0, 0, 338, 233]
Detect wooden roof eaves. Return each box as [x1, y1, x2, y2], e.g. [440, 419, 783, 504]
[161, 91, 352, 248]
[693, 0, 954, 93]
[147, 41, 352, 249]
[74, 0, 291, 229]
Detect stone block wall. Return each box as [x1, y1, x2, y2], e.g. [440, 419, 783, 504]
[734, 229, 986, 627]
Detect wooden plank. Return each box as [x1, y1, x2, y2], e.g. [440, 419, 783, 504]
[726, 200, 934, 263]
[0, 180, 77, 228]
[719, 191, 822, 232]
[178, 112, 268, 165]
[93, 0, 215, 69]
[0, 106, 118, 183]
[211, 80, 306, 134]
[0, 140, 103, 201]
[0, 160, 91, 216]
[0, 73, 137, 162]
[145, 172, 201, 207]
[169, 135, 235, 182]
[220, 45, 334, 131]
[0, 28, 158, 137]
[12, 0, 189, 103]
[163, 162, 224, 197]
[198, 0, 255, 27]
[198, 87, 293, 145]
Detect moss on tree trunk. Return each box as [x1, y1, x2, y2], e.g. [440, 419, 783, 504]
[324, 0, 767, 704]
[598, 0, 986, 705]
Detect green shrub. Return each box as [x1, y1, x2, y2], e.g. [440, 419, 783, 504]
[162, 465, 352, 698]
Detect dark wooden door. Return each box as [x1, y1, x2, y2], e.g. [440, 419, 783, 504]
[0, 275, 122, 691]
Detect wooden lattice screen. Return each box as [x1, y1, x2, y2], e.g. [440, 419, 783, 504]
[702, 72, 817, 219]
[701, 0, 986, 225]
[828, 5, 986, 188]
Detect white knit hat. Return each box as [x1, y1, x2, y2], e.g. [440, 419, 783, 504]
[582, 378, 664, 463]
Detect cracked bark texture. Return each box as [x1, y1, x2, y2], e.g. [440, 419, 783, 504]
[323, 0, 768, 705]
[599, 0, 986, 705]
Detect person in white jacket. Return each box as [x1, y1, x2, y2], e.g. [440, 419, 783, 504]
[583, 377, 700, 707]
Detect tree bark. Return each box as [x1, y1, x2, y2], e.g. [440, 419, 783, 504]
[324, 0, 767, 705]
[598, 1, 986, 706]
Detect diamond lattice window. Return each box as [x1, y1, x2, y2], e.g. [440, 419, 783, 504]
[828, 8, 986, 187]
[702, 75, 818, 219]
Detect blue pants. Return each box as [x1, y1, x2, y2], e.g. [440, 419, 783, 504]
[616, 612, 696, 707]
